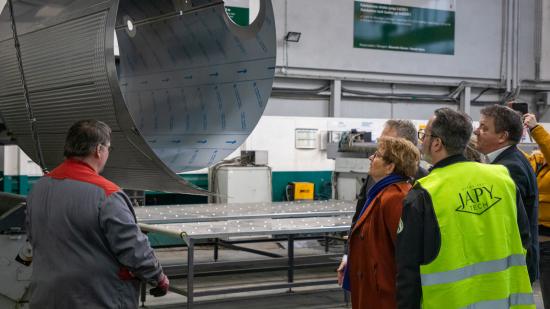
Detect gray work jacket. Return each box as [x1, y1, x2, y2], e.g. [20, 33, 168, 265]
[26, 160, 163, 308]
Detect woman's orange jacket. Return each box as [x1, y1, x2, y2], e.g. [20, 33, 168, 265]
[347, 182, 411, 309]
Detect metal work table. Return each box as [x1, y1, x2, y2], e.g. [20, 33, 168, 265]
[137, 202, 352, 308]
[134, 200, 355, 224]
[139, 216, 350, 239]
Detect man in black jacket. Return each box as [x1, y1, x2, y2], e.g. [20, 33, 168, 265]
[475, 104, 539, 283]
[336, 119, 428, 285]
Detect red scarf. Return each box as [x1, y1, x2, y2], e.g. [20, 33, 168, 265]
[47, 159, 120, 196]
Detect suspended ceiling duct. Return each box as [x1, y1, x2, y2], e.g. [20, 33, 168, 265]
[0, 0, 276, 195]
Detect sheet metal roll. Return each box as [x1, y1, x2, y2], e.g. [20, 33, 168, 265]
[0, 0, 276, 194]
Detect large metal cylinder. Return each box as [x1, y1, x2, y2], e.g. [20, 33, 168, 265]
[0, 0, 276, 194]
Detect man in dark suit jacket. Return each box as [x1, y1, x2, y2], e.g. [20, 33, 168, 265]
[337, 119, 427, 285]
[475, 104, 539, 283]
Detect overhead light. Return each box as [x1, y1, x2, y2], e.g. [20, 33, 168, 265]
[285, 31, 301, 43]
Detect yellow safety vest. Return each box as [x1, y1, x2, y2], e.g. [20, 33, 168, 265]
[418, 162, 534, 309]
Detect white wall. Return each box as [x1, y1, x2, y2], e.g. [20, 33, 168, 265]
[186, 115, 430, 174]
[539, 0, 550, 80]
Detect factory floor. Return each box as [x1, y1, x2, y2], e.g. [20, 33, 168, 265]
[141, 240, 545, 309]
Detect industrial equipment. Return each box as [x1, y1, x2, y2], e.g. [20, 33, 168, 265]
[240, 150, 269, 166]
[286, 182, 315, 201]
[327, 130, 376, 201]
[0, 0, 278, 306]
[0, 0, 276, 194]
[215, 166, 272, 203]
[0, 193, 31, 309]
[209, 150, 272, 203]
[337, 130, 373, 153]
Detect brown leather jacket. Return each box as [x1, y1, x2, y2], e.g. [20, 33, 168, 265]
[348, 182, 411, 309]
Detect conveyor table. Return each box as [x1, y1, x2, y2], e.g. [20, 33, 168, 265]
[137, 201, 353, 308]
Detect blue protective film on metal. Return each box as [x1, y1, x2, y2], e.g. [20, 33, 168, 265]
[117, 0, 276, 172]
[0, 0, 276, 193]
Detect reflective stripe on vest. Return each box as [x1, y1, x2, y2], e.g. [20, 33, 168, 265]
[462, 293, 534, 309]
[421, 253, 525, 286]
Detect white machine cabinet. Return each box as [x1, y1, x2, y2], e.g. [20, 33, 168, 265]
[216, 166, 272, 203]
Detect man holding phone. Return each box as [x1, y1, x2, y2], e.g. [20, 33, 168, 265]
[510, 102, 529, 115]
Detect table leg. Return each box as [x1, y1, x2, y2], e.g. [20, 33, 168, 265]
[140, 280, 146, 307]
[187, 239, 195, 309]
[214, 238, 219, 261]
[287, 234, 294, 292]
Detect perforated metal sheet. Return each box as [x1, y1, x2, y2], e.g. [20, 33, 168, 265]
[0, 0, 276, 194]
[117, 1, 276, 172]
[139, 216, 352, 239]
[135, 200, 355, 223]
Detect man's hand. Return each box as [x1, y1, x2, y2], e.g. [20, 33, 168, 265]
[336, 259, 347, 286]
[150, 273, 169, 297]
[524, 113, 538, 130]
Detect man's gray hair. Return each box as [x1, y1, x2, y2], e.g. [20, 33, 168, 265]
[385, 119, 418, 145]
[64, 119, 111, 158]
[431, 108, 473, 155]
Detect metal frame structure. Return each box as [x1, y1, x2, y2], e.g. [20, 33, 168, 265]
[137, 201, 352, 308]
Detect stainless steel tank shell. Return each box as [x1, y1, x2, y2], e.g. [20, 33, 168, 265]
[0, 0, 276, 194]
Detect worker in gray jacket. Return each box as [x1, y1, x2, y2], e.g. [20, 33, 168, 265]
[26, 119, 168, 308]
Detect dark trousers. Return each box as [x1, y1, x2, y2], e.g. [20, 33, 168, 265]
[541, 240, 550, 309]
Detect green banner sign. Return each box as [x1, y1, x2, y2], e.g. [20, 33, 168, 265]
[225, 6, 250, 27]
[353, 1, 455, 55]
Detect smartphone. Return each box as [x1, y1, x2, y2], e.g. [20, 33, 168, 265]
[510, 102, 528, 115]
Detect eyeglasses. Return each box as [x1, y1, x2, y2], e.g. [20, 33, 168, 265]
[102, 144, 114, 152]
[418, 128, 439, 142]
[369, 150, 386, 161]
